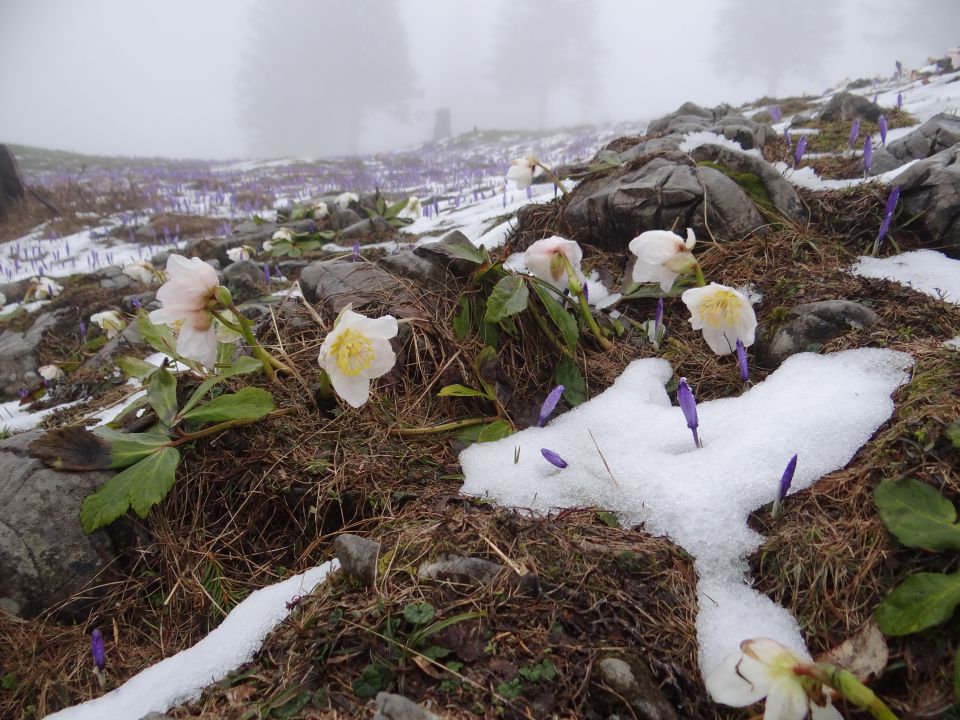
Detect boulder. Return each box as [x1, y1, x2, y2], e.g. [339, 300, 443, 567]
[759, 300, 879, 367]
[818, 91, 883, 123]
[871, 114, 960, 175]
[0, 309, 67, 401]
[647, 102, 773, 149]
[223, 260, 265, 303]
[889, 143, 960, 252]
[0, 431, 118, 617]
[339, 216, 394, 243]
[558, 151, 768, 250]
[377, 252, 455, 292]
[299, 260, 416, 315]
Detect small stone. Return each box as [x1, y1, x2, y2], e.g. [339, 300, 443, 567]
[594, 656, 677, 720]
[374, 692, 440, 720]
[334, 533, 381, 586]
[760, 299, 879, 367]
[223, 260, 265, 303]
[418, 554, 503, 585]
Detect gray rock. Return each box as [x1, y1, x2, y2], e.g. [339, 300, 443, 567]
[86, 319, 146, 368]
[647, 102, 773, 149]
[595, 657, 677, 720]
[339, 216, 394, 243]
[330, 206, 362, 230]
[818, 91, 883, 123]
[374, 692, 441, 720]
[617, 136, 684, 164]
[889, 143, 960, 251]
[688, 144, 808, 224]
[418, 555, 503, 585]
[558, 151, 767, 250]
[299, 260, 410, 312]
[377, 252, 455, 292]
[871, 114, 960, 175]
[223, 260, 265, 303]
[760, 300, 879, 367]
[413, 230, 481, 278]
[334, 534, 381, 586]
[0, 143, 25, 223]
[98, 267, 132, 292]
[0, 431, 117, 617]
[0, 309, 67, 400]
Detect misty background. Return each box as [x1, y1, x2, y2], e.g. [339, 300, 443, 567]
[1, 0, 956, 160]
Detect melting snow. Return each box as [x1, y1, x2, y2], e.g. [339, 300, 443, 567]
[852, 249, 960, 305]
[459, 348, 912, 678]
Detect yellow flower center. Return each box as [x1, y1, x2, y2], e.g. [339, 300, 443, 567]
[698, 290, 743, 329]
[331, 327, 375, 376]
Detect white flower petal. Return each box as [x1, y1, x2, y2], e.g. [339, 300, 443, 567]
[705, 651, 770, 707]
[763, 678, 810, 720]
[176, 322, 218, 368]
[329, 371, 371, 409]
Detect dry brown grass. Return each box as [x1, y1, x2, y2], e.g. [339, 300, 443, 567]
[1, 183, 959, 718]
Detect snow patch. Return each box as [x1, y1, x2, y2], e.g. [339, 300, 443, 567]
[851, 250, 960, 305]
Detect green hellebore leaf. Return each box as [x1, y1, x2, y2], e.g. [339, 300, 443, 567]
[875, 571, 960, 636]
[181, 355, 264, 416]
[137, 311, 179, 357]
[181, 386, 275, 424]
[116, 355, 158, 381]
[431, 241, 487, 265]
[147, 367, 178, 427]
[477, 420, 512, 443]
[554, 355, 586, 406]
[403, 602, 436, 626]
[875, 478, 960, 551]
[95, 427, 171, 468]
[484, 275, 529, 324]
[453, 296, 471, 340]
[437, 384, 490, 399]
[532, 281, 579, 351]
[80, 446, 180, 533]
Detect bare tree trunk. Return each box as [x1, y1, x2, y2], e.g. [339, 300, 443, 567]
[0, 144, 26, 223]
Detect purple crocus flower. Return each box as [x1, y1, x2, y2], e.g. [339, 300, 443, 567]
[537, 385, 564, 427]
[769, 105, 782, 122]
[863, 135, 873, 177]
[130, 295, 141, 309]
[541, 448, 568, 469]
[352, 240, 361, 262]
[79, 320, 87, 339]
[654, 297, 664, 337]
[793, 136, 807, 168]
[677, 377, 702, 449]
[896, 92, 903, 110]
[91, 628, 105, 672]
[848, 120, 860, 148]
[263, 264, 271, 285]
[779, 454, 798, 501]
[873, 185, 902, 255]
[878, 115, 888, 146]
[783, 127, 792, 149]
[735, 339, 749, 383]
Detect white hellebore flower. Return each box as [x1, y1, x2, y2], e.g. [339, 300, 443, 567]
[32, 276, 63, 299]
[313, 201, 329, 219]
[226, 245, 253, 263]
[681, 282, 757, 355]
[317, 310, 398, 409]
[122, 261, 156, 285]
[506, 156, 539, 190]
[403, 196, 422, 218]
[90, 310, 126, 339]
[149, 255, 221, 367]
[272, 227, 294, 243]
[629, 228, 697, 292]
[262, 240, 274, 253]
[38, 364, 65, 382]
[523, 236, 584, 293]
[336, 191, 359, 210]
[706, 638, 842, 720]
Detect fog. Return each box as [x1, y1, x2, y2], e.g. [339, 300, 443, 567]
[0, 0, 955, 159]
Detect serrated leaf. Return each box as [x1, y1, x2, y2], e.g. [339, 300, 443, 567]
[484, 276, 528, 323]
[137, 311, 178, 357]
[555, 356, 586, 406]
[95, 427, 171, 468]
[403, 602, 436, 626]
[453, 296, 471, 340]
[80, 447, 180, 532]
[532, 282, 578, 350]
[181, 355, 264, 416]
[875, 478, 960, 551]
[438, 384, 489, 398]
[478, 420, 512, 443]
[147, 367, 178, 427]
[181, 386, 275, 424]
[430, 241, 487, 265]
[117, 356, 157, 380]
[875, 571, 960, 636]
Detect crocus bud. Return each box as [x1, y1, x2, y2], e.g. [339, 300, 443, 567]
[848, 120, 860, 148]
[896, 92, 903, 110]
[537, 385, 564, 427]
[793, 137, 807, 168]
[878, 115, 888, 146]
[677, 377, 702, 448]
[352, 240, 361, 262]
[541, 448, 568, 469]
[736, 339, 749, 383]
[91, 628, 105, 672]
[863, 135, 873, 178]
[772, 454, 798, 519]
[873, 185, 902, 255]
[784, 128, 792, 149]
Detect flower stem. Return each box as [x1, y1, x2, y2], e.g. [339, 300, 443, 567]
[168, 408, 293, 446]
[693, 262, 707, 287]
[535, 162, 571, 198]
[560, 255, 612, 351]
[526, 291, 575, 359]
[800, 665, 899, 720]
[223, 304, 292, 381]
[394, 416, 503, 437]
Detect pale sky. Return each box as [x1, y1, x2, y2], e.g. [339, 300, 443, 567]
[0, 0, 949, 159]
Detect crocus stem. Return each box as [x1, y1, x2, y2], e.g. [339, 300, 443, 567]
[799, 665, 899, 720]
[535, 162, 570, 198]
[693, 262, 707, 287]
[394, 416, 503, 437]
[560, 255, 612, 351]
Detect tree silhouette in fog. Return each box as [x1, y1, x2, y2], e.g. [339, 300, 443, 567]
[712, 0, 839, 97]
[488, 0, 600, 129]
[237, 0, 418, 157]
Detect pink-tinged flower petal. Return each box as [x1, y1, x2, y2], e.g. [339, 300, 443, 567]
[149, 306, 187, 325]
[523, 237, 584, 291]
[176, 322, 218, 367]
